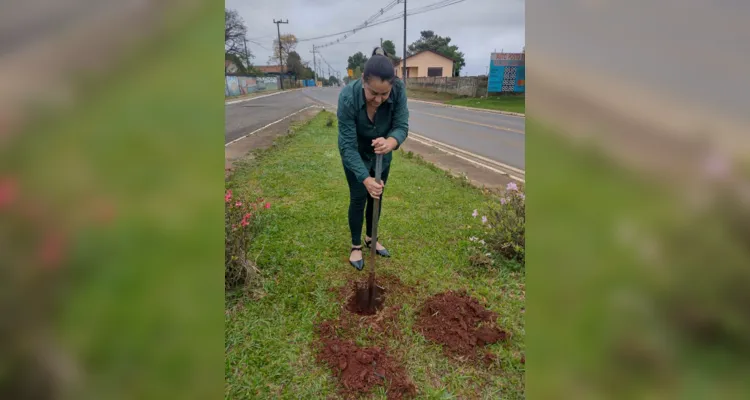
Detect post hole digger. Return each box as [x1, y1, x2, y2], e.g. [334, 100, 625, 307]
[355, 154, 387, 314]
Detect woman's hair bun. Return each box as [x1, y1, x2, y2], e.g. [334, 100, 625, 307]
[372, 47, 388, 57]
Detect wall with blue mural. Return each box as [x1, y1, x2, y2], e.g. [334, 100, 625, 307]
[487, 52, 525, 93]
[225, 76, 280, 97]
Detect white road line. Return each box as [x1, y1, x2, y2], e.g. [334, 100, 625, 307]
[225, 105, 321, 147]
[409, 134, 525, 183]
[408, 131, 525, 175]
[225, 88, 303, 105]
[294, 98, 525, 180]
[408, 98, 526, 118]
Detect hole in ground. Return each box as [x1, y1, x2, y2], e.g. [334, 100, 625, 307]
[346, 280, 387, 315]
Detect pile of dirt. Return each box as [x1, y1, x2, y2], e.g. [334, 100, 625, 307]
[415, 291, 509, 359]
[316, 322, 416, 399]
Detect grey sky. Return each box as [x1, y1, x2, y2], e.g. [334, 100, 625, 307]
[226, 0, 525, 77]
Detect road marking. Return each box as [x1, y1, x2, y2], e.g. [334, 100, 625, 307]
[409, 131, 525, 175]
[409, 98, 526, 118]
[408, 131, 525, 182]
[288, 97, 525, 181]
[413, 111, 525, 134]
[225, 105, 321, 147]
[225, 88, 303, 105]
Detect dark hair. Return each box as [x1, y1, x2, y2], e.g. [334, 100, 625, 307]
[363, 47, 395, 83]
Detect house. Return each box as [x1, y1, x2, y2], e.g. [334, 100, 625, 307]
[395, 50, 454, 78]
[255, 65, 285, 75]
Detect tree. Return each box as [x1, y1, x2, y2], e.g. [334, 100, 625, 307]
[381, 39, 402, 66]
[225, 9, 250, 64]
[328, 75, 338, 86]
[347, 52, 368, 72]
[286, 51, 306, 80]
[353, 66, 362, 80]
[407, 30, 466, 76]
[268, 34, 298, 67]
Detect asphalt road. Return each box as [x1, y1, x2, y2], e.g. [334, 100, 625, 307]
[225, 87, 525, 170]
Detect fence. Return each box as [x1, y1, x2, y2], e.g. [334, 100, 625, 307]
[225, 76, 280, 97]
[405, 76, 490, 97]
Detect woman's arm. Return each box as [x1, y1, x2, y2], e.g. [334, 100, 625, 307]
[387, 79, 409, 150]
[337, 91, 370, 183]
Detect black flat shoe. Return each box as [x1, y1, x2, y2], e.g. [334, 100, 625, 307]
[365, 239, 391, 258]
[349, 246, 364, 271]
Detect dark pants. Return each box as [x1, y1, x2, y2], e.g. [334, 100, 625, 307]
[344, 166, 390, 246]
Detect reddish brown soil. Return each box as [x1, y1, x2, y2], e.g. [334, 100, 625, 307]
[316, 322, 416, 399]
[415, 291, 509, 359]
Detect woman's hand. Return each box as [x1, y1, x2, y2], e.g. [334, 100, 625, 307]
[372, 137, 398, 155]
[363, 177, 384, 199]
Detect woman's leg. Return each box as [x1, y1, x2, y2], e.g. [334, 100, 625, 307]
[345, 167, 368, 247]
[365, 167, 390, 243]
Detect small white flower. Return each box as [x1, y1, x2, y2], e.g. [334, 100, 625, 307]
[481, 216, 488, 224]
[479, 239, 486, 245]
[472, 209, 478, 218]
[485, 253, 491, 257]
[469, 236, 477, 242]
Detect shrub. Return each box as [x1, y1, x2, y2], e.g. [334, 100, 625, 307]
[225, 189, 270, 289]
[470, 182, 525, 269]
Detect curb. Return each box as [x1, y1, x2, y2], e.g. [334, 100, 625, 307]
[225, 88, 304, 105]
[408, 98, 526, 117]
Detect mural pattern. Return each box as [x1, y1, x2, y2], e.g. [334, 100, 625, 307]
[225, 76, 280, 97]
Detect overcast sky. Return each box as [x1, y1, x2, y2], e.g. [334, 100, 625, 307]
[226, 0, 524, 77]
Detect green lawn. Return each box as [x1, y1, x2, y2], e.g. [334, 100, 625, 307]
[225, 112, 525, 399]
[447, 96, 525, 114]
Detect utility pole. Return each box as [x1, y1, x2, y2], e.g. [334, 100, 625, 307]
[273, 19, 289, 89]
[402, 0, 407, 79]
[311, 45, 317, 83]
[380, 37, 383, 48]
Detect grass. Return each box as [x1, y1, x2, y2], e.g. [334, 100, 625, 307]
[405, 88, 462, 103]
[406, 88, 525, 114]
[447, 96, 525, 114]
[225, 111, 525, 399]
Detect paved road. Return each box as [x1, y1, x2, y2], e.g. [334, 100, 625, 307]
[225, 87, 525, 170]
[225, 90, 317, 144]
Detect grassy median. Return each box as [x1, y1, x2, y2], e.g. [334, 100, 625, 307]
[447, 96, 525, 114]
[225, 111, 525, 399]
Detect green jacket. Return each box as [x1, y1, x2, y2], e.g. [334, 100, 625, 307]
[337, 78, 409, 183]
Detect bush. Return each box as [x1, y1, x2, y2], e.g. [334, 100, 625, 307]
[469, 182, 525, 269]
[225, 189, 270, 289]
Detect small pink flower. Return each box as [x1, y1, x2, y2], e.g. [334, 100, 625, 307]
[519, 193, 525, 200]
[482, 216, 488, 224]
[506, 182, 518, 192]
[472, 209, 478, 218]
[500, 198, 507, 205]
[241, 219, 250, 227]
[225, 190, 232, 203]
[264, 203, 271, 209]
[235, 201, 242, 207]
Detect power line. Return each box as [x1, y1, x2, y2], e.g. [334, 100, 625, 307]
[297, 0, 400, 43]
[314, 0, 467, 49]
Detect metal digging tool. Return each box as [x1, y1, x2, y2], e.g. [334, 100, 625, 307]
[365, 153, 385, 313]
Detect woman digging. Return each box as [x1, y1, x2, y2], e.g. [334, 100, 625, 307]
[337, 47, 409, 271]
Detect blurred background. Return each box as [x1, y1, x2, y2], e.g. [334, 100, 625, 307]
[1, 0, 749, 399]
[0, 1, 223, 399]
[527, 0, 750, 398]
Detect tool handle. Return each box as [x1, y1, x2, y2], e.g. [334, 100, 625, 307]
[369, 154, 383, 268]
[374, 153, 383, 184]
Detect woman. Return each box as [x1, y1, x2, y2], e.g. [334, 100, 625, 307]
[337, 47, 409, 271]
